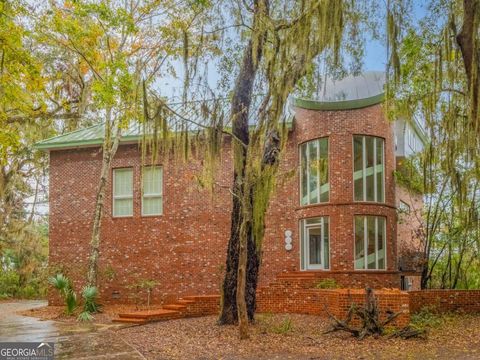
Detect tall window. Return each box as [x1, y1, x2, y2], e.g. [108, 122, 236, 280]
[113, 168, 133, 217]
[353, 135, 384, 202]
[354, 216, 386, 270]
[300, 217, 329, 270]
[300, 138, 329, 205]
[142, 166, 163, 216]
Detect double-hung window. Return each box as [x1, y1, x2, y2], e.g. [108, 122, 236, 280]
[353, 135, 385, 202]
[142, 166, 163, 216]
[113, 168, 134, 217]
[354, 216, 386, 270]
[300, 138, 329, 205]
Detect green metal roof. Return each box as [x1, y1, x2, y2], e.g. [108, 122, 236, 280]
[294, 93, 384, 111]
[33, 95, 385, 151]
[35, 122, 146, 150]
[294, 71, 386, 110]
[35, 96, 294, 151]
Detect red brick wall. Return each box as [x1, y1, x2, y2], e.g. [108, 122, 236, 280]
[49, 142, 236, 304]
[409, 290, 480, 314]
[396, 184, 423, 275]
[48, 103, 402, 304]
[257, 285, 410, 327]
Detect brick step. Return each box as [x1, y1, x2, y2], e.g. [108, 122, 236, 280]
[272, 279, 317, 284]
[277, 273, 316, 279]
[163, 304, 187, 311]
[146, 309, 182, 321]
[114, 294, 221, 325]
[117, 309, 181, 321]
[112, 317, 147, 324]
[183, 295, 220, 300]
[177, 299, 195, 305]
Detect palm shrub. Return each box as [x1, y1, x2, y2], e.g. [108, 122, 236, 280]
[77, 311, 93, 322]
[48, 274, 77, 315]
[78, 285, 101, 321]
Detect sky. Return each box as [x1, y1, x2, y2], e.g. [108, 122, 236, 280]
[161, 0, 429, 101]
[363, 1, 428, 72]
[160, 38, 389, 101]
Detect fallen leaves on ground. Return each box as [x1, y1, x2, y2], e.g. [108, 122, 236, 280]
[118, 313, 480, 360]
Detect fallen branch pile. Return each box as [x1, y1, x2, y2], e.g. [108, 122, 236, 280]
[324, 288, 426, 340]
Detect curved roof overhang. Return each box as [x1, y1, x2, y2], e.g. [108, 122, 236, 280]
[294, 93, 384, 111]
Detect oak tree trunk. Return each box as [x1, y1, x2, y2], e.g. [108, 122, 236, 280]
[457, 0, 480, 132]
[219, 0, 269, 325]
[218, 37, 261, 324]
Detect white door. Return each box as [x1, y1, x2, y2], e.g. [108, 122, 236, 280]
[305, 224, 324, 270]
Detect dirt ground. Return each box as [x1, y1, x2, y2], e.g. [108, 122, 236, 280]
[17, 305, 480, 359]
[118, 313, 480, 360]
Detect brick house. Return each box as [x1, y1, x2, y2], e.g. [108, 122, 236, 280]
[36, 72, 426, 304]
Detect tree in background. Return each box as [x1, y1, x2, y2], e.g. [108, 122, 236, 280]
[386, 0, 480, 289]
[0, 0, 86, 298]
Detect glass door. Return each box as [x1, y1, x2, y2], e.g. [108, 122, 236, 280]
[307, 226, 323, 269]
[301, 217, 329, 270]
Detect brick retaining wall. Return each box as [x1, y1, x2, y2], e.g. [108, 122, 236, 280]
[409, 290, 480, 314]
[257, 285, 410, 327]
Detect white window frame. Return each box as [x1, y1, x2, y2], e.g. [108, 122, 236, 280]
[112, 168, 134, 218]
[141, 166, 163, 216]
[352, 135, 385, 203]
[354, 216, 387, 270]
[300, 217, 330, 270]
[299, 137, 330, 206]
[407, 125, 417, 151]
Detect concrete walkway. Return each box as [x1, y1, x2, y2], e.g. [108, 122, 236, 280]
[0, 301, 145, 359]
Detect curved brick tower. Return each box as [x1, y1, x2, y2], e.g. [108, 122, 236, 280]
[260, 72, 402, 288]
[288, 100, 398, 285]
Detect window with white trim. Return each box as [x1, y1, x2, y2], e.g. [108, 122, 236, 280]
[353, 135, 385, 202]
[113, 168, 133, 217]
[354, 216, 386, 270]
[142, 166, 163, 216]
[300, 138, 329, 205]
[300, 217, 330, 270]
